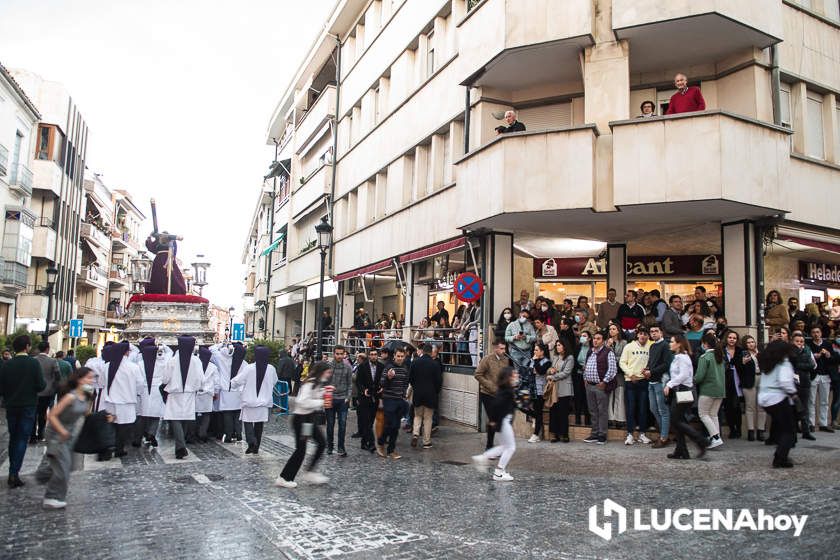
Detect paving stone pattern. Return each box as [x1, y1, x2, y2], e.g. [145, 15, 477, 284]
[1, 413, 838, 559]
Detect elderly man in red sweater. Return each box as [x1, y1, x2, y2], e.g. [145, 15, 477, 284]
[666, 73, 706, 114]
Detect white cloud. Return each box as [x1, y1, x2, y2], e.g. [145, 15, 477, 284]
[0, 0, 334, 309]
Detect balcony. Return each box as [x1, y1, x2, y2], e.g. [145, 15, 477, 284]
[0, 143, 8, 177]
[32, 221, 57, 261]
[109, 266, 130, 288]
[81, 221, 111, 249]
[294, 85, 335, 156]
[17, 289, 47, 320]
[9, 163, 33, 197]
[458, 0, 592, 88]
[106, 309, 128, 324]
[30, 159, 63, 197]
[454, 125, 598, 230]
[80, 265, 108, 289]
[79, 305, 106, 329]
[111, 230, 139, 254]
[613, 0, 781, 75]
[291, 164, 331, 222]
[0, 259, 28, 292]
[611, 110, 791, 215]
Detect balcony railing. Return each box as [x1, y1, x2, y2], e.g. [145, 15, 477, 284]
[79, 305, 106, 316]
[106, 310, 127, 322]
[81, 221, 112, 248]
[0, 143, 8, 176]
[0, 260, 28, 290]
[9, 163, 33, 197]
[39, 217, 55, 229]
[85, 265, 108, 286]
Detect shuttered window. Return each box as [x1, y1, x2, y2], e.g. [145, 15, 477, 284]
[517, 102, 572, 132]
[805, 91, 824, 160]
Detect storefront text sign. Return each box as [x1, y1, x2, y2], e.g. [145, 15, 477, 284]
[799, 260, 840, 288]
[535, 255, 721, 279]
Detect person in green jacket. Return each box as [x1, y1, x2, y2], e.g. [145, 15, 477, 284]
[0, 335, 46, 488]
[695, 332, 726, 449]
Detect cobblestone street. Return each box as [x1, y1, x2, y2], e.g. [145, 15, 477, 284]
[2, 412, 838, 560]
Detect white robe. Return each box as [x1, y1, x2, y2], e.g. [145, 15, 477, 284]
[212, 348, 244, 411]
[231, 363, 278, 423]
[103, 360, 145, 425]
[162, 352, 205, 421]
[136, 347, 172, 418]
[195, 362, 220, 414]
[86, 357, 108, 411]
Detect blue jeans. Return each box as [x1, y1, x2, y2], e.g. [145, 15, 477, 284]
[6, 407, 36, 476]
[325, 398, 348, 452]
[625, 380, 649, 433]
[648, 382, 670, 440]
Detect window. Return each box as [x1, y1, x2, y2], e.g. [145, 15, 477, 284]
[779, 83, 792, 128]
[826, 0, 840, 21]
[37, 125, 52, 160]
[657, 89, 677, 115]
[805, 91, 824, 159]
[426, 31, 435, 77]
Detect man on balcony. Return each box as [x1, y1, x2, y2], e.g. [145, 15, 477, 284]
[495, 110, 526, 134]
[665, 73, 706, 115]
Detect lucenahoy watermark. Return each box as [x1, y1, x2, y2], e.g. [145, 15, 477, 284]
[588, 499, 808, 541]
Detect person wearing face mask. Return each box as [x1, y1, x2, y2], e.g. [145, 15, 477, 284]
[573, 331, 591, 426]
[533, 318, 559, 358]
[535, 299, 558, 326]
[494, 308, 514, 344]
[504, 310, 537, 370]
[574, 310, 596, 337]
[34, 368, 96, 509]
[475, 341, 511, 450]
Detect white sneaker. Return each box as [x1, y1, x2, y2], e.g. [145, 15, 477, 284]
[302, 471, 329, 485]
[624, 434, 635, 446]
[493, 470, 514, 482]
[42, 498, 66, 509]
[638, 433, 652, 444]
[528, 434, 540, 443]
[273, 477, 298, 488]
[708, 436, 724, 449]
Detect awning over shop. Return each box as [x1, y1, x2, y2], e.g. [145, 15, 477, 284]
[333, 258, 393, 282]
[260, 233, 286, 256]
[776, 234, 840, 256]
[398, 237, 465, 264]
[81, 238, 108, 265]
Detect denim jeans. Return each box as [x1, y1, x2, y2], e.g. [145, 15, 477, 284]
[325, 398, 349, 452]
[624, 379, 649, 433]
[647, 382, 670, 440]
[378, 398, 406, 454]
[6, 407, 36, 476]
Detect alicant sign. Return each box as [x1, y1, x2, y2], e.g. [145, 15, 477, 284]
[534, 255, 720, 279]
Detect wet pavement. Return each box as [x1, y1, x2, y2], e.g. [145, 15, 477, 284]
[1, 410, 838, 559]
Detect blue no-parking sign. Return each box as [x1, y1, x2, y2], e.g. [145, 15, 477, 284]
[231, 323, 246, 342]
[69, 319, 84, 338]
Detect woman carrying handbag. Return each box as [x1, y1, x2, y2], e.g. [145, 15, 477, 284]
[35, 367, 98, 509]
[663, 335, 707, 460]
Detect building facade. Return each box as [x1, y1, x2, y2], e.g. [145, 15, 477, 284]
[12, 69, 89, 348]
[77, 173, 113, 343]
[0, 62, 40, 336]
[256, 0, 840, 426]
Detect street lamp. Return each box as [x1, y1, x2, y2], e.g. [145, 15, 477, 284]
[314, 216, 333, 361]
[191, 255, 210, 296]
[228, 306, 235, 341]
[43, 266, 59, 338]
[130, 256, 153, 293]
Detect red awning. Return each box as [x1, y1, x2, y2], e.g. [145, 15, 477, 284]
[333, 258, 394, 282]
[398, 238, 465, 264]
[777, 234, 840, 255]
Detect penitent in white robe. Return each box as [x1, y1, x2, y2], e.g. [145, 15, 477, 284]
[212, 348, 243, 411]
[195, 362, 220, 414]
[230, 363, 278, 423]
[86, 356, 108, 411]
[135, 346, 172, 419]
[162, 352, 205, 421]
[103, 360, 145, 425]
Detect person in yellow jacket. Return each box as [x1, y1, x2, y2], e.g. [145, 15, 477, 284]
[619, 327, 653, 445]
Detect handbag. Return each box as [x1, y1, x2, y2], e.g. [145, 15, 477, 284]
[73, 410, 116, 454]
[675, 389, 695, 404]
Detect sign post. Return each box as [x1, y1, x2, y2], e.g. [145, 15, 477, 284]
[69, 319, 84, 339]
[453, 272, 484, 303]
[231, 322, 246, 342]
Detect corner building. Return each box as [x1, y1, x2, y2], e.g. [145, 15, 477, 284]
[260, 0, 840, 428]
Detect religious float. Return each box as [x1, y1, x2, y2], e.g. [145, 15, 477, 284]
[123, 199, 215, 345]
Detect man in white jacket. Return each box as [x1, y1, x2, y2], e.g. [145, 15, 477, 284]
[231, 346, 277, 454]
[162, 336, 204, 459]
[102, 341, 145, 458]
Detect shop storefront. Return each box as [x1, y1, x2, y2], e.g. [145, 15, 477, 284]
[399, 238, 471, 324]
[533, 254, 723, 306]
[798, 260, 840, 306]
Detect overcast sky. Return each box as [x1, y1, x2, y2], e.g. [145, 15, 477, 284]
[0, 0, 333, 313]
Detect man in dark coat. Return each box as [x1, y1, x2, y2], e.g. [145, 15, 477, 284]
[354, 351, 378, 452]
[409, 344, 443, 449]
[275, 350, 295, 388]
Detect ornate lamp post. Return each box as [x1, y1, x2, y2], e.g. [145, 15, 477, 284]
[314, 216, 333, 361]
[43, 266, 58, 338]
[191, 255, 210, 296]
[130, 256, 153, 293]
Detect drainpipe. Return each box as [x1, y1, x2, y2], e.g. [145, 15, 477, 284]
[266, 139, 279, 340]
[329, 34, 341, 328]
[754, 222, 766, 346]
[770, 45, 781, 126]
[463, 86, 471, 153]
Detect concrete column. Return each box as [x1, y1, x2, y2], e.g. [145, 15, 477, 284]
[722, 221, 758, 338]
[606, 244, 627, 298]
[484, 233, 513, 343]
[822, 92, 837, 163]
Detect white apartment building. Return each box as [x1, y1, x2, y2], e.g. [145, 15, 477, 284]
[12, 69, 89, 349]
[77, 173, 113, 343]
[256, 0, 840, 427]
[0, 62, 40, 335]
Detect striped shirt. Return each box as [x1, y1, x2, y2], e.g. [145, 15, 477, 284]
[380, 361, 409, 400]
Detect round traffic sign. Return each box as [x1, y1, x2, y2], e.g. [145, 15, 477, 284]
[453, 272, 484, 303]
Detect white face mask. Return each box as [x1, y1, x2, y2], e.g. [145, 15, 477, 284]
[518, 316, 528, 324]
[580, 336, 589, 344]
[81, 384, 94, 394]
[503, 313, 512, 320]
[540, 305, 548, 312]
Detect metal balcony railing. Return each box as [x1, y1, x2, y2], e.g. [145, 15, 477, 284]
[0, 143, 8, 176]
[39, 217, 56, 229]
[85, 265, 107, 284]
[0, 260, 28, 289]
[9, 163, 33, 196]
[79, 305, 106, 317]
